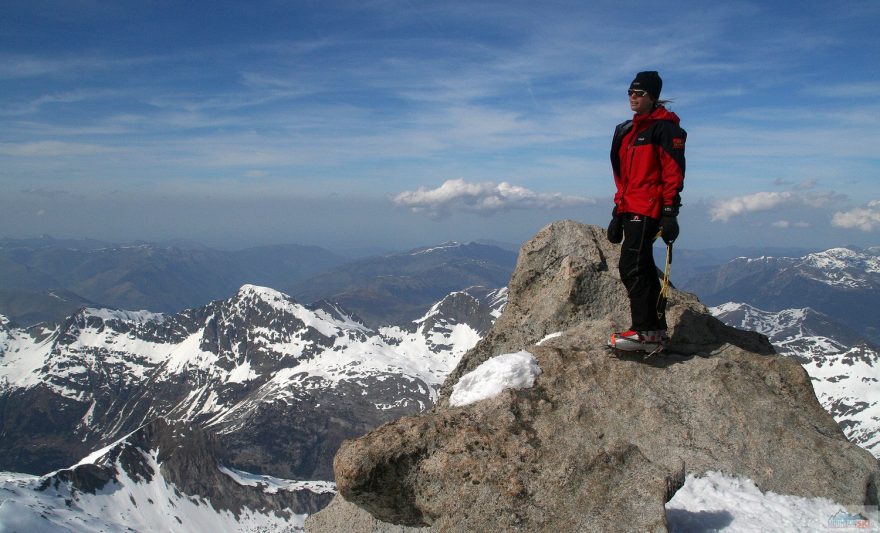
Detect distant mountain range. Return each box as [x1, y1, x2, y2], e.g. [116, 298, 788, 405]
[288, 241, 516, 327]
[0, 236, 346, 324]
[0, 237, 516, 330]
[680, 247, 880, 344]
[0, 289, 96, 328]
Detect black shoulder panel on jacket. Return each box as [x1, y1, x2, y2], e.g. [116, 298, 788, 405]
[652, 120, 686, 175]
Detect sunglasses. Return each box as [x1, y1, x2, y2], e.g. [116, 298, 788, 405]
[628, 89, 649, 97]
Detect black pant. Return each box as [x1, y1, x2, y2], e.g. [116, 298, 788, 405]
[618, 214, 666, 331]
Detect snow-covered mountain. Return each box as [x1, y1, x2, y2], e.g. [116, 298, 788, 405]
[0, 418, 334, 532]
[711, 302, 880, 458]
[798, 247, 880, 288]
[683, 246, 880, 343]
[0, 284, 506, 479]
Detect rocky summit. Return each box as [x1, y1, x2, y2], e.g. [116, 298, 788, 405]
[307, 220, 880, 532]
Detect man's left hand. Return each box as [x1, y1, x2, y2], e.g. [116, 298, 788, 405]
[660, 206, 679, 244]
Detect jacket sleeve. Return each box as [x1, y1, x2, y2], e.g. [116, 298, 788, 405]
[610, 121, 631, 207]
[657, 123, 686, 211]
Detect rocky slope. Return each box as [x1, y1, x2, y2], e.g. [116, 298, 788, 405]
[308, 221, 880, 532]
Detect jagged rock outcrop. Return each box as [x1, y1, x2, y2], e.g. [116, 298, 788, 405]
[308, 221, 880, 532]
[436, 220, 772, 402]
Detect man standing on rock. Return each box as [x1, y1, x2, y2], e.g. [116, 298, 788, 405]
[606, 71, 686, 353]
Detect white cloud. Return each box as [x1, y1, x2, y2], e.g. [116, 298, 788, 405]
[393, 178, 593, 217]
[711, 191, 793, 222]
[770, 220, 811, 229]
[831, 201, 880, 232]
[710, 186, 837, 223]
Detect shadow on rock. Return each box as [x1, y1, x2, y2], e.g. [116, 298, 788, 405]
[666, 509, 736, 532]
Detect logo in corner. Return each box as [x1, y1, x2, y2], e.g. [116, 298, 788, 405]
[672, 138, 685, 150]
[827, 508, 876, 529]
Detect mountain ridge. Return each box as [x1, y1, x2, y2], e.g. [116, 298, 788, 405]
[680, 246, 880, 344]
[0, 238, 347, 325]
[288, 241, 516, 328]
[0, 283, 504, 477]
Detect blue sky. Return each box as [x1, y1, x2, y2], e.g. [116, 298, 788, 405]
[2, 0, 879, 252]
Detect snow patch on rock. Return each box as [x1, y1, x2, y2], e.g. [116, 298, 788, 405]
[449, 350, 541, 407]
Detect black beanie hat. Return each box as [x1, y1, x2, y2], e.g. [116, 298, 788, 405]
[630, 71, 662, 99]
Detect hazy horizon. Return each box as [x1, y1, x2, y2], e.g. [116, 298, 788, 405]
[2, 227, 869, 260]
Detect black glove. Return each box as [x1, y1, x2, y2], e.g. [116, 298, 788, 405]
[660, 206, 679, 244]
[607, 206, 623, 244]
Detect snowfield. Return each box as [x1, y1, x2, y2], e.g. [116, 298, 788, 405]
[666, 472, 877, 532]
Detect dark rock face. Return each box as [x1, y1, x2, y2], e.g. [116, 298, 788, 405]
[0, 384, 96, 474]
[411, 289, 497, 338]
[314, 221, 880, 532]
[215, 378, 431, 481]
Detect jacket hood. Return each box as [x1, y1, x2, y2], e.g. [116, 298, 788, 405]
[633, 105, 680, 125]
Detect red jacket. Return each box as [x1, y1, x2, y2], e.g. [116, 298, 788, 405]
[610, 105, 686, 219]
